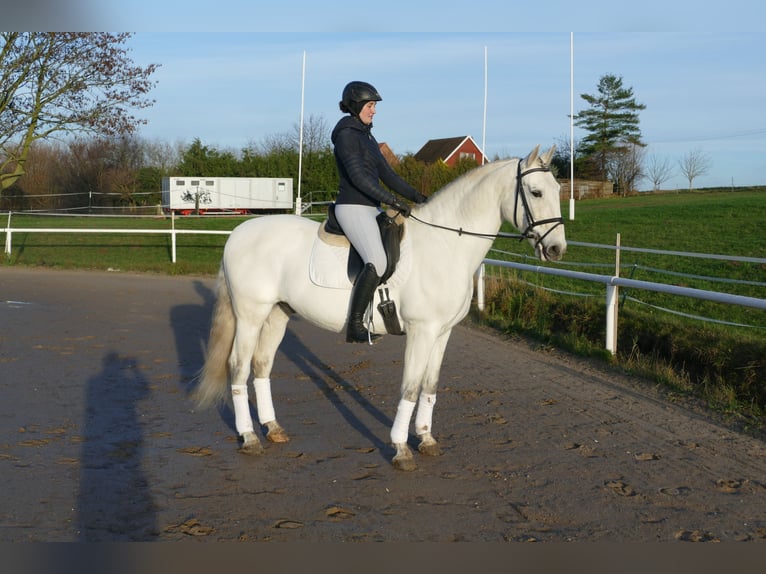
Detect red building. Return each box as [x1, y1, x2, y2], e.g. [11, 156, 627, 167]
[413, 135, 487, 166]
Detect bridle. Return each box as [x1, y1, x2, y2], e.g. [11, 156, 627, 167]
[512, 161, 565, 249]
[409, 159, 564, 251]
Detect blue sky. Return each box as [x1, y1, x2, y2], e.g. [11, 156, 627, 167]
[6, 1, 766, 189]
[125, 31, 766, 190]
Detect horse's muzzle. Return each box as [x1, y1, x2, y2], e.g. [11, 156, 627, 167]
[539, 241, 566, 262]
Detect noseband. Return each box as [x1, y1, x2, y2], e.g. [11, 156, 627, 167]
[513, 162, 564, 251]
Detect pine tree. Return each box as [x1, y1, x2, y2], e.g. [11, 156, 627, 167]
[574, 74, 646, 181]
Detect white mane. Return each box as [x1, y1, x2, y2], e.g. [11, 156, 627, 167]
[413, 158, 517, 227]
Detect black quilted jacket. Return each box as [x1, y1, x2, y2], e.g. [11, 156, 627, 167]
[331, 115, 423, 208]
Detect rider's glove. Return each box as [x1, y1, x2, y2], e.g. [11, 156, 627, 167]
[391, 200, 412, 218]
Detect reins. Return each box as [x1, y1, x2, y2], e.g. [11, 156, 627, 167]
[408, 160, 564, 247]
[408, 213, 524, 240]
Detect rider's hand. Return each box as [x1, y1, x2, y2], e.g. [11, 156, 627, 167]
[392, 200, 411, 217]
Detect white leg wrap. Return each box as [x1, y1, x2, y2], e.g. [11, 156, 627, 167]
[415, 392, 437, 436]
[390, 398, 417, 444]
[253, 378, 276, 424]
[231, 384, 254, 435]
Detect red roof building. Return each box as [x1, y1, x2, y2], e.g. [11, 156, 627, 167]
[413, 135, 488, 166]
[378, 142, 399, 167]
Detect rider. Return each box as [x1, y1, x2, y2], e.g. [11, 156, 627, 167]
[332, 80, 428, 343]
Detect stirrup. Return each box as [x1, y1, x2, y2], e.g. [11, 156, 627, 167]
[346, 325, 380, 345]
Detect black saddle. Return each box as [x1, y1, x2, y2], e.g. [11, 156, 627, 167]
[325, 203, 404, 284]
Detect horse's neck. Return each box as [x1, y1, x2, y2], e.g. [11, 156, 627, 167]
[411, 160, 516, 274]
[417, 159, 514, 245]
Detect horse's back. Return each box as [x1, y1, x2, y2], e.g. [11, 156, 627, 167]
[223, 214, 318, 296]
[225, 214, 317, 257]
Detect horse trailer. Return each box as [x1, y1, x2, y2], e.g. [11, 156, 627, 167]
[161, 176, 293, 215]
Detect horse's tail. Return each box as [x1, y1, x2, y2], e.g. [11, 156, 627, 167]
[194, 265, 235, 407]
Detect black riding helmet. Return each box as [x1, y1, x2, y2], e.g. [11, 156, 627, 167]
[339, 81, 382, 117]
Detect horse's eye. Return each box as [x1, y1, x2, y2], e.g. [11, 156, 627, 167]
[531, 190, 543, 198]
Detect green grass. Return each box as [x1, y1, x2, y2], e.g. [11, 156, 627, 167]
[489, 189, 766, 329]
[2, 214, 245, 275]
[3, 191, 765, 430]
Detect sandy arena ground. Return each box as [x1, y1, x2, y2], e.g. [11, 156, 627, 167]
[1, 266, 765, 542]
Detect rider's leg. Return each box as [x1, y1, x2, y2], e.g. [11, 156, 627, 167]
[334, 204, 387, 343]
[345, 262, 381, 342]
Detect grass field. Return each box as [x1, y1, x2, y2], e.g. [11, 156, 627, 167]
[3, 189, 765, 428]
[489, 189, 766, 332]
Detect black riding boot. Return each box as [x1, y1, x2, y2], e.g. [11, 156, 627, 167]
[346, 262, 381, 343]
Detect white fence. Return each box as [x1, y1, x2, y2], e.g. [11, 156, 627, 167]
[475, 256, 766, 355]
[2, 212, 228, 263]
[4, 214, 765, 355]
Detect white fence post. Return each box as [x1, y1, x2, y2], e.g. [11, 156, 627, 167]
[610, 233, 621, 354]
[605, 284, 619, 354]
[4, 211, 11, 256]
[476, 264, 485, 311]
[171, 211, 177, 264]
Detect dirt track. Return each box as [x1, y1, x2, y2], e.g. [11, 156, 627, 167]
[1, 267, 766, 542]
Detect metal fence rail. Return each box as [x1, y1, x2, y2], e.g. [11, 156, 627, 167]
[4, 215, 765, 355]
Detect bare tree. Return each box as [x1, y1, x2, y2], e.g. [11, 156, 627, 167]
[292, 114, 331, 154]
[0, 32, 159, 190]
[551, 133, 578, 179]
[646, 153, 674, 192]
[0, 141, 66, 211]
[607, 143, 646, 196]
[678, 148, 712, 191]
[143, 139, 183, 174]
[250, 114, 331, 156]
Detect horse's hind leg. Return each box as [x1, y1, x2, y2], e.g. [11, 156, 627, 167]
[251, 304, 292, 444]
[229, 304, 275, 455]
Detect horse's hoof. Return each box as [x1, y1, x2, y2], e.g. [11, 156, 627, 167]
[392, 455, 418, 471]
[239, 442, 264, 455]
[238, 432, 264, 455]
[418, 441, 442, 457]
[266, 426, 290, 444]
[392, 443, 417, 471]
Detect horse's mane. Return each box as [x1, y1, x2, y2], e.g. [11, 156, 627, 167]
[413, 158, 518, 224]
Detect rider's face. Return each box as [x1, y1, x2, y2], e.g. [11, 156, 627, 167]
[358, 101, 376, 125]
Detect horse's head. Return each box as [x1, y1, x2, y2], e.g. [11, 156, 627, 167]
[502, 145, 567, 262]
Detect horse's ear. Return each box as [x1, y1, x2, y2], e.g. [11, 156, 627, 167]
[523, 145, 541, 167]
[541, 145, 556, 167]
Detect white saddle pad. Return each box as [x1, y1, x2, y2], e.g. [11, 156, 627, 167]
[309, 222, 412, 290]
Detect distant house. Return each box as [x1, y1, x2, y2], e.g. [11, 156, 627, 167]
[413, 135, 487, 167]
[378, 142, 399, 167]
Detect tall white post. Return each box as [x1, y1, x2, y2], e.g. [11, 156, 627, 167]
[482, 45, 487, 165]
[474, 47, 489, 296]
[296, 50, 306, 215]
[569, 32, 575, 221]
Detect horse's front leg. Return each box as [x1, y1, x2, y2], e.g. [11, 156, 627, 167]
[391, 393, 439, 465]
[415, 329, 451, 457]
[391, 327, 450, 470]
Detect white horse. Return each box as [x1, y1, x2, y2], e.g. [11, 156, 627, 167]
[195, 145, 566, 471]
